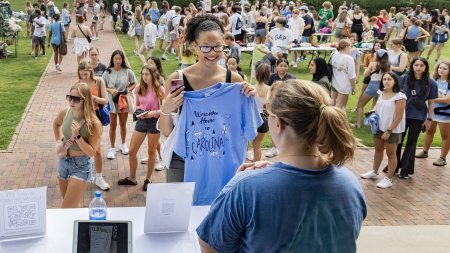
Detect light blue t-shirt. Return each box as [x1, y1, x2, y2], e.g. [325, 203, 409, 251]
[48, 21, 65, 45]
[173, 83, 263, 206]
[433, 79, 450, 121]
[197, 162, 367, 253]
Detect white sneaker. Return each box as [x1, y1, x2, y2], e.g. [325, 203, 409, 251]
[161, 53, 167, 60]
[376, 177, 393, 189]
[95, 176, 111, 191]
[106, 148, 116, 160]
[360, 170, 379, 179]
[140, 157, 149, 164]
[292, 63, 298, 68]
[155, 161, 165, 171]
[56, 65, 62, 72]
[246, 150, 254, 161]
[265, 147, 278, 158]
[119, 143, 129, 155]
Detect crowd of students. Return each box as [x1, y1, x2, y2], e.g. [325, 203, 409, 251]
[13, 0, 450, 251]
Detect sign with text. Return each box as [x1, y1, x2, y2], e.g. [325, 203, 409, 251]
[144, 183, 195, 233]
[0, 187, 47, 241]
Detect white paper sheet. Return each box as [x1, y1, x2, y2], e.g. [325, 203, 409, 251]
[144, 183, 195, 233]
[0, 187, 47, 241]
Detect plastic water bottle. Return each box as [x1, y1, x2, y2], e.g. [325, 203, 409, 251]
[89, 191, 107, 220]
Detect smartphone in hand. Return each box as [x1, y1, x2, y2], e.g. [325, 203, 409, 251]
[421, 124, 427, 133]
[137, 111, 148, 118]
[170, 79, 184, 93]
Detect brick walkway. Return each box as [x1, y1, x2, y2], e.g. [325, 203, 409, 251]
[0, 22, 449, 227]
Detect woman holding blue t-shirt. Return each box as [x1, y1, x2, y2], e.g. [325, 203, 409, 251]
[387, 58, 438, 179]
[416, 61, 450, 166]
[197, 79, 367, 253]
[159, 14, 254, 186]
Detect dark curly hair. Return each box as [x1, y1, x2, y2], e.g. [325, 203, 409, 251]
[184, 14, 224, 44]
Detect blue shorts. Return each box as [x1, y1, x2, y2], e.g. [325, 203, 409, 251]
[364, 81, 380, 97]
[58, 156, 93, 183]
[301, 36, 310, 43]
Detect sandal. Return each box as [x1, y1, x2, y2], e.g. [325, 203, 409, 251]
[143, 179, 152, 191]
[118, 177, 138, 186]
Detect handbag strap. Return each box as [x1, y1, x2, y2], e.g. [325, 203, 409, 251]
[96, 79, 105, 109]
[403, 26, 408, 40]
[59, 22, 64, 43]
[77, 24, 90, 41]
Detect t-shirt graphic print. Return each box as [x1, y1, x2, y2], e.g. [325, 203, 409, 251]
[173, 83, 263, 205]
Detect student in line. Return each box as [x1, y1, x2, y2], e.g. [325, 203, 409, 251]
[355, 49, 391, 128]
[102, 50, 137, 160]
[118, 65, 164, 191]
[416, 61, 450, 166]
[251, 63, 271, 162]
[53, 83, 102, 208]
[361, 72, 406, 188]
[77, 61, 110, 191]
[197, 79, 366, 252]
[388, 58, 438, 179]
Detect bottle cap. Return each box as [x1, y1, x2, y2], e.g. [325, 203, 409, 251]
[94, 191, 102, 198]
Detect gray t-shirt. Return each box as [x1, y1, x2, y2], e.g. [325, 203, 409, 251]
[102, 68, 137, 113]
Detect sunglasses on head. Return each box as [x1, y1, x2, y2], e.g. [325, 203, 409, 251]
[66, 95, 83, 103]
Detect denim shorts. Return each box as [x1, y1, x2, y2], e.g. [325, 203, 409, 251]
[58, 156, 93, 183]
[135, 118, 160, 134]
[364, 81, 380, 97]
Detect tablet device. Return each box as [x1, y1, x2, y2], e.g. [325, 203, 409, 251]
[72, 220, 132, 253]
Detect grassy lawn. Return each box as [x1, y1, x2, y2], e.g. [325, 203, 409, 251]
[0, 0, 67, 149]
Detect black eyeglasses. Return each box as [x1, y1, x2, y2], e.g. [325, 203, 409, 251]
[66, 95, 83, 103]
[195, 42, 224, 53]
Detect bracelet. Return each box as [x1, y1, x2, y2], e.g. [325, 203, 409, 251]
[426, 118, 432, 121]
[160, 110, 171, 116]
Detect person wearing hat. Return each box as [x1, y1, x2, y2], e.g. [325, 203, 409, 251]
[298, 5, 313, 60]
[355, 49, 391, 128]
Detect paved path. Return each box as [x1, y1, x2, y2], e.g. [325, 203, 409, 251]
[0, 20, 449, 230]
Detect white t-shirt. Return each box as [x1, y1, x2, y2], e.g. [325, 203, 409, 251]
[144, 22, 158, 47]
[287, 17, 305, 39]
[230, 13, 243, 36]
[165, 9, 176, 21]
[269, 27, 293, 54]
[375, 91, 407, 133]
[33, 16, 47, 37]
[331, 52, 356, 94]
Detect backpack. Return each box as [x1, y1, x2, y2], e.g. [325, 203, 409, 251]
[168, 15, 178, 32]
[235, 16, 242, 30]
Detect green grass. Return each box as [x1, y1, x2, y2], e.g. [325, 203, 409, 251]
[0, 0, 68, 149]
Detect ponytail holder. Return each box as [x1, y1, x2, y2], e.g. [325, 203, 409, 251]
[319, 104, 327, 114]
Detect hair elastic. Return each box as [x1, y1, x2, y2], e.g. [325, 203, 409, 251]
[320, 104, 327, 114]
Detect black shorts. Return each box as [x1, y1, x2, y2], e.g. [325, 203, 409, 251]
[33, 36, 45, 45]
[257, 113, 269, 133]
[135, 118, 160, 134]
[167, 152, 185, 183]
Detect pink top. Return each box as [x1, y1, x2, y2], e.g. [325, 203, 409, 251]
[135, 86, 165, 118]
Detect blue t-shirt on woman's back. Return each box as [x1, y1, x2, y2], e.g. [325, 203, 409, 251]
[197, 162, 367, 253]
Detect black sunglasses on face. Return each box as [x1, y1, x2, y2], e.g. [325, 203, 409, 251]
[196, 42, 224, 53]
[66, 95, 83, 103]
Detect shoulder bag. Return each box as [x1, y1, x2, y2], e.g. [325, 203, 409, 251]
[77, 24, 91, 43]
[59, 22, 67, 56]
[96, 80, 110, 126]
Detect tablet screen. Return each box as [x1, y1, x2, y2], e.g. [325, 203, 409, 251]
[75, 221, 131, 253]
